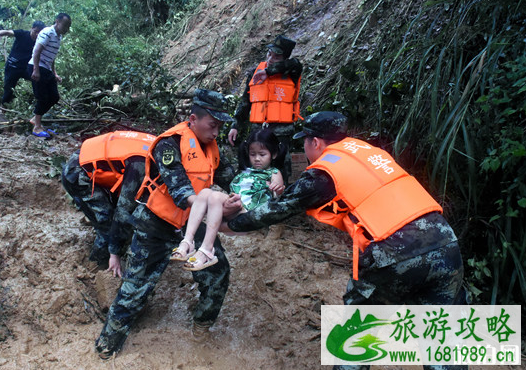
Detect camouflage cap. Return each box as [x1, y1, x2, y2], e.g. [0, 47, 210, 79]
[293, 111, 348, 140]
[267, 35, 296, 59]
[193, 88, 234, 122]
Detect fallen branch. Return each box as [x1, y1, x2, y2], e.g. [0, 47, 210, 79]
[79, 292, 106, 322]
[286, 239, 351, 263]
[260, 296, 275, 312]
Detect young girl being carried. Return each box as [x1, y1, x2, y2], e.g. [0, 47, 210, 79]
[170, 129, 286, 271]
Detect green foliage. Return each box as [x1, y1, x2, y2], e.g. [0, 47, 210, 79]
[305, 0, 525, 304]
[0, 0, 203, 125]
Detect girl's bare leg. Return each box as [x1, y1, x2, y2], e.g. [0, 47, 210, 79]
[172, 189, 213, 260]
[184, 188, 213, 244]
[193, 191, 229, 262]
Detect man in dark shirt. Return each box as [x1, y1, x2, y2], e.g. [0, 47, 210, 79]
[228, 35, 303, 184]
[0, 21, 45, 112]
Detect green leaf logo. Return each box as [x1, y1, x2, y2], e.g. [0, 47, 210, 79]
[326, 309, 391, 362]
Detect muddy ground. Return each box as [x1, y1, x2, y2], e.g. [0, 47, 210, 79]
[1, 131, 523, 370]
[0, 131, 359, 369]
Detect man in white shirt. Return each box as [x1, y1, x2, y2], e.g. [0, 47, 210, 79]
[28, 13, 71, 137]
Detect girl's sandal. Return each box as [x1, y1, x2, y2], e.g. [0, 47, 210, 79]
[170, 239, 196, 261]
[182, 248, 218, 271]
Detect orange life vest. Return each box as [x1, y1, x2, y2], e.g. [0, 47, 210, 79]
[78, 131, 156, 193]
[135, 122, 220, 228]
[307, 137, 443, 280]
[248, 61, 302, 123]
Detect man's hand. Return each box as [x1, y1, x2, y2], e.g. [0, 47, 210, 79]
[223, 193, 242, 217]
[55, 74, 62, 83]
[228, 128, 238, 146]
[252, 69, 268, 85]
[107, 254, 122, 278]
[31, 68, 40, 82]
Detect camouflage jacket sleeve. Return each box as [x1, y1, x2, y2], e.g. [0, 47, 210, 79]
[227, 168, 336, 232]
[232, 70, 254, 130]
[153, 135, 196, 210]
[107, 157, 145, 255]
[214, 149, 236, 192]
[266, 57, 303, 84]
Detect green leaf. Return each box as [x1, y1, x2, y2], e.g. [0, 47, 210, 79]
[502, 107, 517, 116]
[489, 215, 500, 223]
[506, 209, 519, 217]
[518, 198, 526, 208]
[468, 285, 483, 297]
[476, 95, 488, 103]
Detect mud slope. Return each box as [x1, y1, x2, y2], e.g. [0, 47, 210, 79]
[163, 0, 363, 98]
[0, 131, 356, 369]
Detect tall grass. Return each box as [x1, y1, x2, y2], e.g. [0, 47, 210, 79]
[376, 0, 526, 303]
[308, 0, 525, 304]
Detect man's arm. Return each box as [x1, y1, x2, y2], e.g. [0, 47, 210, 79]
[229, 71, 255, 145]
[0, 30, 15, 37]
[227, 168, 336, 232]
[106, 158, 146, 277]
[266, 58, 303, 84]
[107, 158, 146, 256]
[213, 152, 236, 192]
[232, 72, 253, 128]
[31, 43, 43, 81]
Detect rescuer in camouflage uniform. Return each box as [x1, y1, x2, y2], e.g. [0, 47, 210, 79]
[62, 145, 147, 273]
[224, 113, 468, 361]
[228, 35, 303, 184]
[95, 89, 239, 359]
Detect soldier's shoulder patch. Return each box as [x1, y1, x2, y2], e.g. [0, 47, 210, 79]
[162, 149, 175, 166]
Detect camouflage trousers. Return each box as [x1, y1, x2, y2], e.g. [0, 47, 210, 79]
[344, 241, 465, 305]
[61, 151, 114, 265]
[95, 204, 230, 356]
[334, 241, 467, 370]
[250, 123, 294, 185]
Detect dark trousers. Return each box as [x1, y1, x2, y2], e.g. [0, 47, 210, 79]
[27, 64, 59, 115]
[2, 64, 31, 104]
[95, 204, 230, 355]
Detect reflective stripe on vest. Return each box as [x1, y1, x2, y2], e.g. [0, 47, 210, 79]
[78, 131, 155, 193]
[248, 61, 302, 123]
[135, 122, 220, 228]
[306, 137, 443, 280]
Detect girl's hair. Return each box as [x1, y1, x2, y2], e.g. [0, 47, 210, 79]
[238, 129, 287, 171]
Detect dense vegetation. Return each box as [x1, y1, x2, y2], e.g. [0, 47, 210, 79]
[1, 0, 199, 125]
[1, 0, 524, 305]
[306, 0, 525, 305]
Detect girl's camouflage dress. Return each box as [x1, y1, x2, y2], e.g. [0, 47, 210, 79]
[230, 167, 279, 210]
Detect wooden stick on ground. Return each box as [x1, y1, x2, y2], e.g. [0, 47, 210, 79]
[286, 239, 351, 263]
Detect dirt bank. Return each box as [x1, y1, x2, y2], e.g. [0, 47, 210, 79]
[0, 131, 358, 369]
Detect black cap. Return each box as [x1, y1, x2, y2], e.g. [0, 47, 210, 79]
[293, 111, 348, 140]
[267, 35, 296, 59]
[193, 89, 234, 122]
